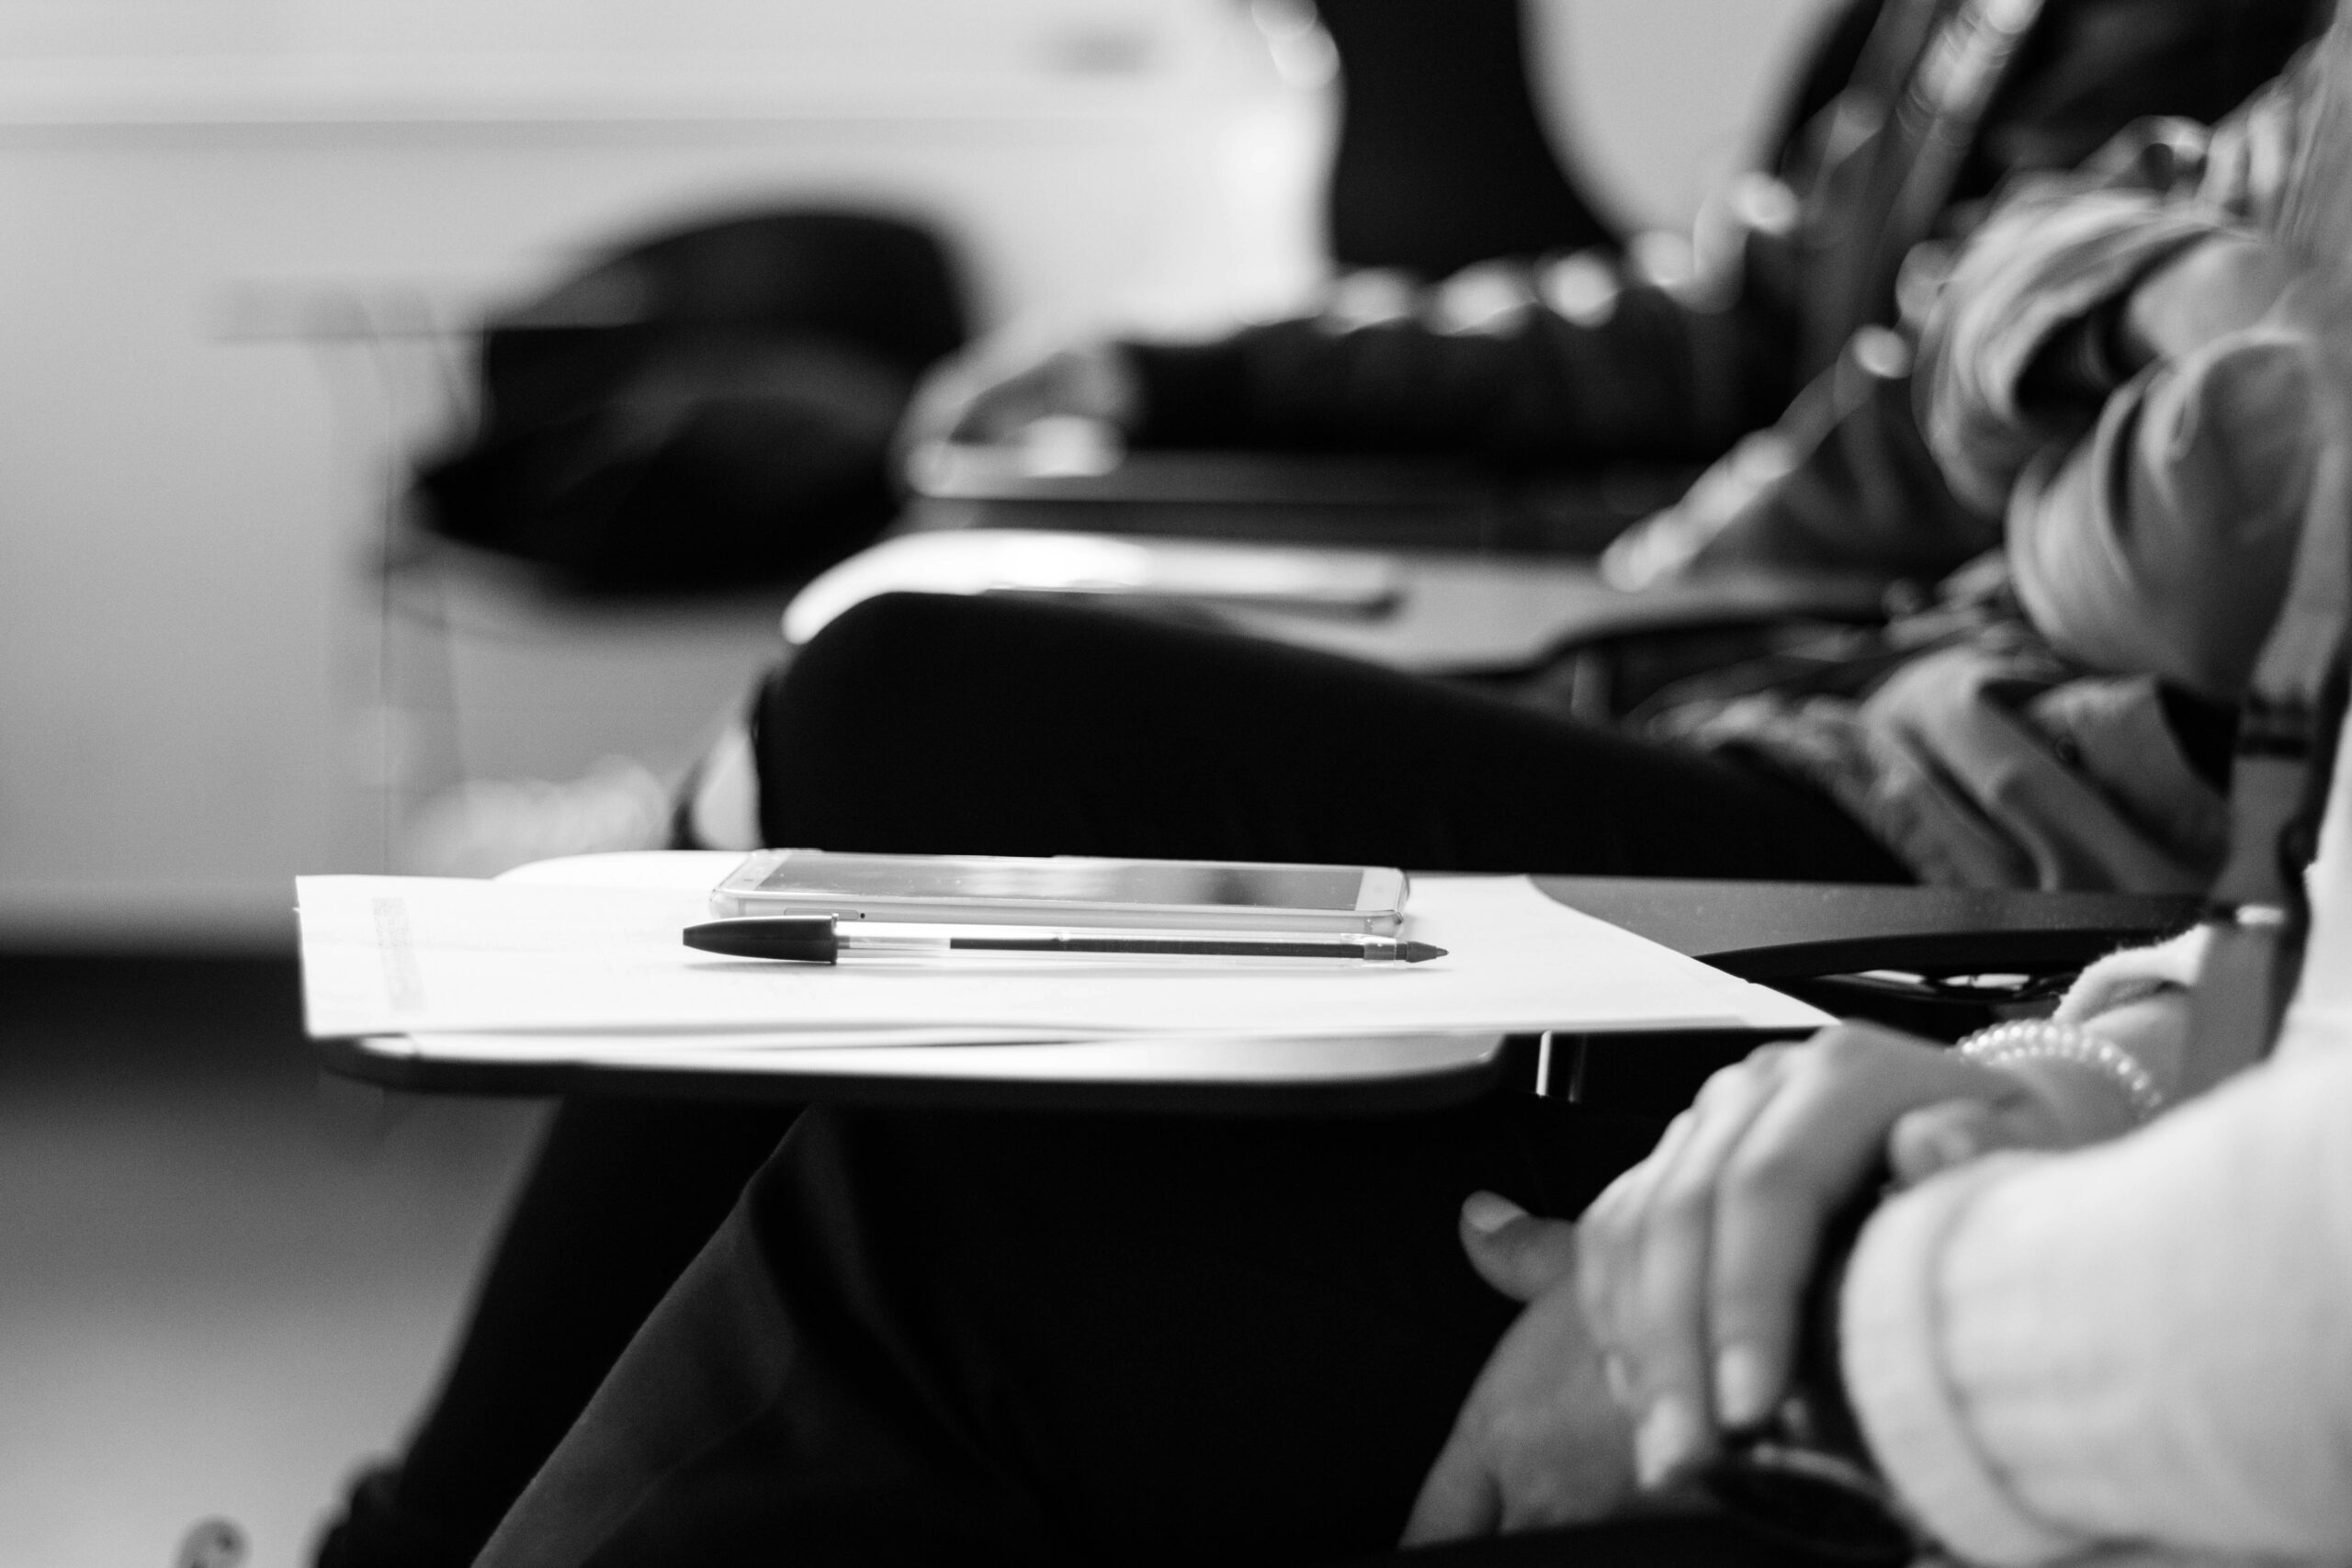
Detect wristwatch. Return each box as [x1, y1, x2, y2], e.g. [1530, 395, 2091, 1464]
[1697, 1191, 1923, 1564]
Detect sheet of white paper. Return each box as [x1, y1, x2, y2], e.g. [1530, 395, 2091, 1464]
[297, 873, 1828, 1040]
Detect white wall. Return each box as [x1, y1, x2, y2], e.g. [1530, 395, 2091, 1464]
[1543, 0, 1830, 230]
[0, 0, 1830, 948]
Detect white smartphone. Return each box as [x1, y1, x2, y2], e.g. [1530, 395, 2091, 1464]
[709, 850, 1409, 934]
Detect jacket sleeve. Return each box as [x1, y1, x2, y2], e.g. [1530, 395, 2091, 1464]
[2003, 327, 2317, 700]
[1918, 179, 2238, 515]
[1841, 705, 2352, 1563]
[1602, 337, 2007, 587]
[1841, 1039, 2352, 1564]
[1919, 70, 2312, 515]
[1915, 65, 2319, 693]
[1120, 267, 1792, 465]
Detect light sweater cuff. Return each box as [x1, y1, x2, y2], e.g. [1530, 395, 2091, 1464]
[1838, 1156, 2090, 1567]
[2052, 927, 2209, 1026]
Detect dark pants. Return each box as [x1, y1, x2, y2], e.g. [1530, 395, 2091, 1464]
[482, 1094, 1787, 1568]
[750, 594, 1907, 882]
[337, 594, 1905, 1567]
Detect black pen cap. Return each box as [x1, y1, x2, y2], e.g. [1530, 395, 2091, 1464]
[683, 916, 842, 963]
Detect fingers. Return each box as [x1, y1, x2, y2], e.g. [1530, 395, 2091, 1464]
[1399, 1428, 1500, 1546]
[1699, 1043, 1900, 1433]
[1577, 1106, 1698, 1369]
[1576, 1052, 1792, 1484]
[1887, 1093, 2069, 1186]
[1577, 1026, 2013, 1490]
[1616, 1055, 1791, 1480]
[1887, 1099, 2006, 1185]
[1706, 1028, 2002, 1433]
[1458, 1194, 1579, 1303]
[1405, 1258, 1638, 1547]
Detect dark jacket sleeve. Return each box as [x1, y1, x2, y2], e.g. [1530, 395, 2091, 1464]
[1610, 19, 2322, 587]
[1614, 343, 2007, 585]
[1123, 277, 1792, 466]
[1125, 0, 2324, 468]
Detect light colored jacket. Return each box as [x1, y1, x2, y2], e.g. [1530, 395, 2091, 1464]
[1841, 704, 2352, 1563]
[1838, 35, 2352, 1555]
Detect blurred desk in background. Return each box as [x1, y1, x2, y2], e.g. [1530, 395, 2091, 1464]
[785, 527, 1890, 677]
[906, 442, 1700, 554]
[850, 443, 1889, 676]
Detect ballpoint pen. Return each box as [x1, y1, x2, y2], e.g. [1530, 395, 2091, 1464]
[684, 916, 1445, 964]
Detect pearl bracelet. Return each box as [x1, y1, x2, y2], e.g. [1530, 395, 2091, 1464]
[1955, 1019, 2168, 1125]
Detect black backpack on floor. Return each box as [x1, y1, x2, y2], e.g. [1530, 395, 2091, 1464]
[415, 209, 968, 593]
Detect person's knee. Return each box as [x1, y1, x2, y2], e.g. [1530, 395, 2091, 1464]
[754, 593, 956, 786]
[788, 592, 961, 697]
[770, 592, 1043, 732]
[755, 592, 1072, 844]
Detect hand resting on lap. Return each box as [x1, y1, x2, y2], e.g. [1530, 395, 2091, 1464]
[1401, 1195, 1638, 1545]
[1408, 990, 2188, 1542]
[1575, 1015, 2165, 1492]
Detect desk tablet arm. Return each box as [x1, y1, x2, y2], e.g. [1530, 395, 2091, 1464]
[1530, 878, 2199, 1108]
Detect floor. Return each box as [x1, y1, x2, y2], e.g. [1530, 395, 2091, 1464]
[0, 955, 547, 1568]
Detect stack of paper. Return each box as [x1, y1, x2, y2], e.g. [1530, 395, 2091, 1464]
[294, 855, 1828, 1078]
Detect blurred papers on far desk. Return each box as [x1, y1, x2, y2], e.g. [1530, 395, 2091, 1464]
[293, 863, 1826, 1045]
[783, 528, 1889, 677]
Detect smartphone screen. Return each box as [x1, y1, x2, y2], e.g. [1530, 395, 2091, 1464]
[754, 855, 1365, 911]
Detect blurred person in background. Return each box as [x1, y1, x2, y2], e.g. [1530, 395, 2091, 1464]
[430, 0, 2324, 879]
[913, 0, 2321, 590]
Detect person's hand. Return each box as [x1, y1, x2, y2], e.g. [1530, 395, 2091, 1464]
[1401, 1195, 1641, 1544]
[1574, 1023, 2120, 1491]
[2117, 233, 2299, 372]
[897, 333, 1141, 454]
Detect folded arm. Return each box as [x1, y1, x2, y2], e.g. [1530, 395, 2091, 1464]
[1920, 81, 2322, 696]
[1845, 1039, 2352, 1564]
[1921, 78, 2312, 513]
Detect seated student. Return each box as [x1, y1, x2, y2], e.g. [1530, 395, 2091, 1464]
[477, 707, 2352, 1567]
[469, 51, 2352, 1550]
[712, 51, 2326, 904]
[918, 0, 2323, 588]
[1499, 460, 2352, 1568]
[1544, 772, 2352, 1565]
[313, 8, 2329, 1563]
[472, 55, 2352, 1562]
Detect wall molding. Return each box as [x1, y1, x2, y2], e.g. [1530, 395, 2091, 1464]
[0, 54, 1192, 130]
